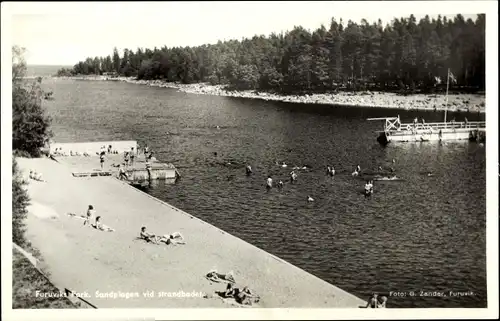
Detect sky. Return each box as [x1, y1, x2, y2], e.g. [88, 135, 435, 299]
[4, 1, 485, 66]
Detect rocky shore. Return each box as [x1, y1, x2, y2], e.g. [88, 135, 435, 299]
[57, 76, 486, 113]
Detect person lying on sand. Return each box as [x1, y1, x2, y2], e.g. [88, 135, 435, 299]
[206, 270, 235, 284]
[158, 232, 186, 245]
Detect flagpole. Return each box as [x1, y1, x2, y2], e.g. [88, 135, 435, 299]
[444, 68, 450, 128]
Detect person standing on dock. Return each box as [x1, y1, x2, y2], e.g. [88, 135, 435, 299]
[144, 144, 149, 157]
[100, 152, 105, 170]
[130, 147, 136, 166]
[124, 152, 130, 167]
[145, 159, 153, 182]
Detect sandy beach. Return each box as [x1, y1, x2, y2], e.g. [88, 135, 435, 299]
[16, 156, 366, 308]
[55, 76, 486, 113]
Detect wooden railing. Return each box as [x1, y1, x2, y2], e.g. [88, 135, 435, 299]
[393, 121, 485, 132]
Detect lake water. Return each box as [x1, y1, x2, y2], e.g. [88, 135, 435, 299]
[40, 78, 486, 308]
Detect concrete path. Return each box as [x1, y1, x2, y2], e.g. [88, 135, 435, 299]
[17, 157, 366, 308]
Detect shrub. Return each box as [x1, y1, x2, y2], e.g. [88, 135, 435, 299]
[12, 158, 30, 247]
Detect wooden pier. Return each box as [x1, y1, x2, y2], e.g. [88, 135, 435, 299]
[369, 116, 486, 144]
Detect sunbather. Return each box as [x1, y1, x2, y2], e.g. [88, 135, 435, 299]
[219, 285, 259, 305]
[91, 216, 115, 232]
[206, 270, 235, 283]
[159, 232, 186, 245]
[235, 286, 258, 305]
[140, 226, 160, 244]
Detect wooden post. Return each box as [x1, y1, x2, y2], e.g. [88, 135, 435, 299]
[444, 68, 450, 128]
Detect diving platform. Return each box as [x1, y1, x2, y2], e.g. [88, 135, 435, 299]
[368, 116, 486, 145]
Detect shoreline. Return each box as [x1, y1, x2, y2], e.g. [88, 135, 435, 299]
[54, 76, 486, 114]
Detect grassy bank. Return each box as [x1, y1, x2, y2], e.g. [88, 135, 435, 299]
[12, 247, 78, 309]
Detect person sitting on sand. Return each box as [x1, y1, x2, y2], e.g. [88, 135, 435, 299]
[224, 283, 235, 297]
[31, 171, 44, 182]
[92, 216, 115, 232]
[83, 205, 95, 226]
[235, 286, 258, 305]
[140, 226, 160, 244]
[107, 145, 112, 154]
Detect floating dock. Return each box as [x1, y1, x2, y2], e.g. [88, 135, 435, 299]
[49, 141, 179, 184]
[369, 116, 486, 145]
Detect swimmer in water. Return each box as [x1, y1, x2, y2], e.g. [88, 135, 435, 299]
[281, 162, 287, 168]
[352, 169, 359, 177]
[277, 180, 284, 189]
[290, 171, 298, 183]
[427, 172, 434, 177]
[356, 165, 361, 173]
[266, 176, 273, 190]
[245, 165, 253, 176]
[327, 166, 331, 175]
[330, 166, 335, 176]
[307, 196, 314, 202]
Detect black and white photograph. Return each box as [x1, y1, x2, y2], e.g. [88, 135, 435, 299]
[1, 1, 498, 320]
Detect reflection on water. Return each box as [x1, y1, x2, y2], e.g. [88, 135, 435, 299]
[43, 78, 486, 308]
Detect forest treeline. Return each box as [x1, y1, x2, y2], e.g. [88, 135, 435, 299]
[57, 14, 485, 94]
